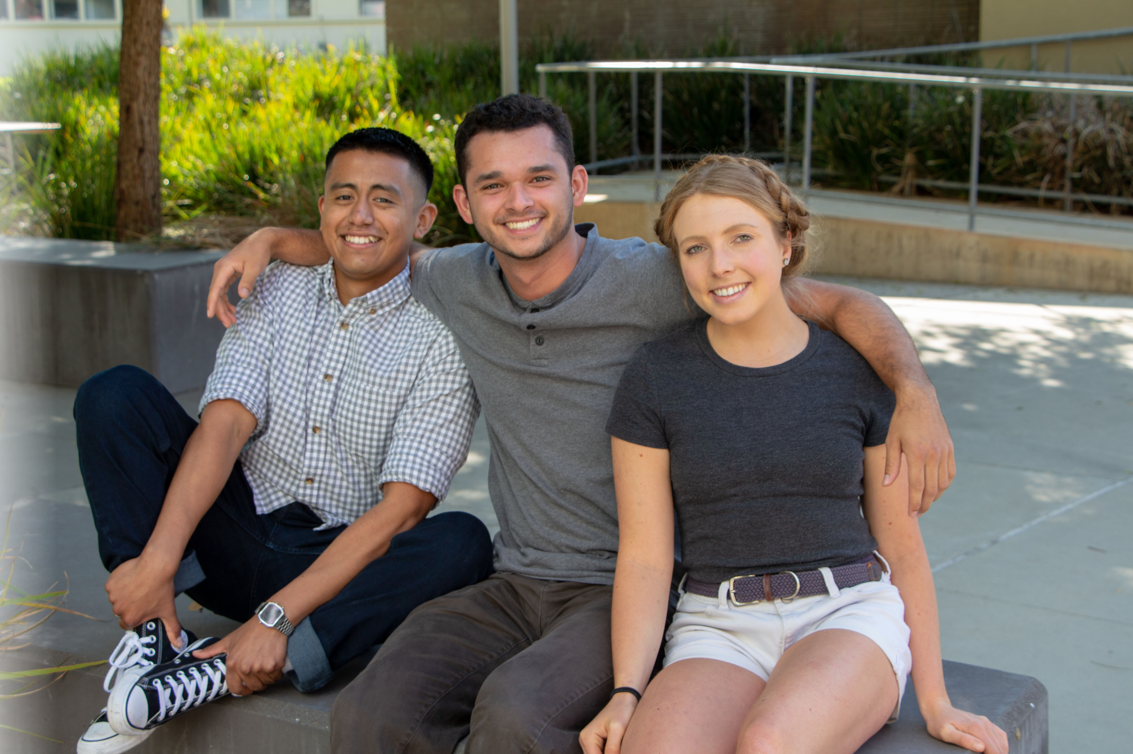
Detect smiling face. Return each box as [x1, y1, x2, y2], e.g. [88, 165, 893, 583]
[318, 149, 436, 302]
[452, 124, 587, 262]
[673, 193, 792, 328]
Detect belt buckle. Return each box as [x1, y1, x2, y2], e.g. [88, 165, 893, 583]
[777, 571, 801, 603]
[728, 575, 762, 606]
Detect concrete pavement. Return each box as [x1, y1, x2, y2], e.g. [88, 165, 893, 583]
[1, 275, 1129, 751]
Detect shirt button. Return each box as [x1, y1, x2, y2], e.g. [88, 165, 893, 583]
[340, 322, 349, 330]
[304, 477, 314, 485]
[526, 324, 536, 330]
[369, 308, 376, 315]
[312, 426, 321, 434]
[535, 335, 545, 346]
[531, 308, 540, 313]
[324, 373, 332, 382]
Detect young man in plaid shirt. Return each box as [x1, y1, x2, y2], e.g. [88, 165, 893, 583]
[73, 128, 492, 753]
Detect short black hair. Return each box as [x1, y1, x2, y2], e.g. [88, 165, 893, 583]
[454, 94, 574, 186]
[324, 127, 434, 200]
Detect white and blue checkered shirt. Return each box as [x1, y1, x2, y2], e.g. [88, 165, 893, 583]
[201, 261, 478, 528]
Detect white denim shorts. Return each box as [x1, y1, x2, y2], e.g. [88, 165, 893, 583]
[664, 566, 912, 721]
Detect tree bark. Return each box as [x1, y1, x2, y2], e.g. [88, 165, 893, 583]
[115, 0, 163, 242]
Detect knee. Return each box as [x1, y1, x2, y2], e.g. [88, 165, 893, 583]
[737, 719, 789, 754]
[429, 511, 493, 579]
[74, 365, 157, 426]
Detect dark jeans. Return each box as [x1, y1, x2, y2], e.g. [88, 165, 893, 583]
[75, 365, 494, 692]
[330, 572, 616, 754]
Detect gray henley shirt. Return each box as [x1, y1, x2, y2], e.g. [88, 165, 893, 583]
[412, 224, 689, 584]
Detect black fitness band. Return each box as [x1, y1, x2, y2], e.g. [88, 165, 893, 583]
[610, 686, 642, 702]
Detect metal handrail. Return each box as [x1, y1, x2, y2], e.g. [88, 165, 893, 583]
[769, 25, 1133, 63]
[535, 54, 1133, 229]
[0, 121, 60, 177]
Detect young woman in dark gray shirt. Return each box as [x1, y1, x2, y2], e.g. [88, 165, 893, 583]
[580, 156, 1007, 754]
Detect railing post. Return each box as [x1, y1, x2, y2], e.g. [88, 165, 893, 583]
[968, 87, 983, 232]
[3, 133, 14, 176]
[631, 71, 639, 169]
[539, 70, 546, 100]
[802, 75, 815, 193]
[588, 70, 598, 166]
[1030, 43, 1038, 70]
[783, 74, 793, 183]
[1065, 40, 1072, 73]
[908, 82, 916, 119]
[1064, 94, 1077, 212]
[743, 72, 751, 153]
[654, 71, 663, 202]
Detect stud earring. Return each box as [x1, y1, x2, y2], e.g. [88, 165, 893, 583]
[783, 257, 790, 266]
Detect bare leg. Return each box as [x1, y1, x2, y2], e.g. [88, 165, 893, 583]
[737, 628, 898, 754]
[621, 659, 766, 754]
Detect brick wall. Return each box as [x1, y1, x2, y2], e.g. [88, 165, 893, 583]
[387, 0, 980, 57]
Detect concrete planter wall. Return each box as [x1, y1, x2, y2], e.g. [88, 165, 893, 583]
[0, 238, 227, 393]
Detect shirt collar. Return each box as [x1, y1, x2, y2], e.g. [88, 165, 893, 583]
[316, 260, 412, 312]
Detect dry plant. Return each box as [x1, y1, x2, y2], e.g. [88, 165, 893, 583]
[0, 407, 104, 741]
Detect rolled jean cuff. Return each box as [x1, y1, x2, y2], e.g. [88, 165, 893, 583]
[172, 551, 206, 595]
[285, 617, 333, 693]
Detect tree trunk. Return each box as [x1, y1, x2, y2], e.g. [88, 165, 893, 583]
[115, 0, 163, 242]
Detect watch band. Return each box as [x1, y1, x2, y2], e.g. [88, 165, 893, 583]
[256, 601, 295, 637]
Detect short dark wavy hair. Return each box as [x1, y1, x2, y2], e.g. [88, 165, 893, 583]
[454, 94, 574, 186]
[325, 127, 434, 199]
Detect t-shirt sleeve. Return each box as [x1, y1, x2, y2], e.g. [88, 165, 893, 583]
[861, 368, 897, 448]
[605, 345, 668, 449]
[410, 247, 449, 324]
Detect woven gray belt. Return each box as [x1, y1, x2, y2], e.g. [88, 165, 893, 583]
[684, 556, 884, 605]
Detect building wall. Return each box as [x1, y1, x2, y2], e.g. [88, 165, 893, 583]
[0, 0, 386, 76]
[979, 0, 1133, 73]
[387, 0, 980, 57]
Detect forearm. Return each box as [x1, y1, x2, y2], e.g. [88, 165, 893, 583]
[789, 278, 932, 397]
[610, 557, 672, 692]
[269, 482, 435, 625]
[889, 548, 950, 713]
[260, 227, 330, 266]
[141, 400, 256, 572]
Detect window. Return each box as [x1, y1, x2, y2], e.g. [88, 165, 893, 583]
[52, 0, 78, 18]
[200, 0, 229, 18]
[199, 0, 309, 20]
[85, 0, 114, 19]
[0, 0, 8, 18]
[359, 0, 383, 18]
[14, 0, 44, 19]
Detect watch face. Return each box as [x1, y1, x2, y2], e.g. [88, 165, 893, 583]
[259, 602, 283, 626]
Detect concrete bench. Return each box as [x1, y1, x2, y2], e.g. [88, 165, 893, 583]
[0, 237, 226, 392]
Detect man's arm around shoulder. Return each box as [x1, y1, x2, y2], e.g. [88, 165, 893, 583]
[787, 278, 956, 515]
[207, 228, 329, 327]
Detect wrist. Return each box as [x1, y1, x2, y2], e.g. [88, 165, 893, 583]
[137, 546, 181, 579]
[894, 377, 938, 404]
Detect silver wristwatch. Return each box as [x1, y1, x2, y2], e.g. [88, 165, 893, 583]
[255, 601, 295, 637]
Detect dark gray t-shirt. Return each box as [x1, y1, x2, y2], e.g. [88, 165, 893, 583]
[607, 319, 895, 583]
[412, 224, 689, 584]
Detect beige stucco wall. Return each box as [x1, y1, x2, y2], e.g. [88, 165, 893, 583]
[979, 0, 1133, 73]
[576, 200, 1133, 295]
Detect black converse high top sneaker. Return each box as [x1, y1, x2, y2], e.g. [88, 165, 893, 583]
[106, 637, 229, 735]
[77, 619, 198, 753]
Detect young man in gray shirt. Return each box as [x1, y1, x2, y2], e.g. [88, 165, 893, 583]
[207, 95, 956, 754]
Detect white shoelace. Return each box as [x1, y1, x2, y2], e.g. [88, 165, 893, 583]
[103, 632, 157, 692]
[151, 660, 228, 724]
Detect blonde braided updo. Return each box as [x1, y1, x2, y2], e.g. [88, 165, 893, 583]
[654, 155, 812, 279]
